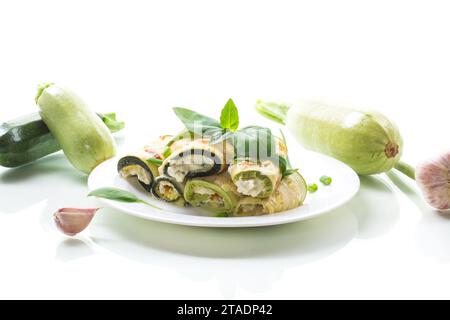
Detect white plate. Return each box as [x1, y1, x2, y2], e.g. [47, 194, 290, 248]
[88, 146, 360, 227]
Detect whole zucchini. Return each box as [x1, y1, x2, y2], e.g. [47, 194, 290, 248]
[0, 112, 124, 168]
[255, 100, 403, 175]
[35, 84, 117, 174]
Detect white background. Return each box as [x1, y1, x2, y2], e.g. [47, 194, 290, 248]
[1, 0, 450, 299]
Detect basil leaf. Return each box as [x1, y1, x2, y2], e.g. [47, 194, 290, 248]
[283, 168, 298, 178]
[88, 187, 161, 209]
[207, 128, 234, 145]
[172, 107, 221, 134]
[220, 98, 239, 132]
[233, 126, 276, 161]
[147, 158, 163, 166]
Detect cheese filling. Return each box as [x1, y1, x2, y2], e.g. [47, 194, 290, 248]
[158, 181, 179, 200]
[235, 178, 266, 197]
[167, 155, 214, 182]
[192, 187, 224, 206]
[120, 165, 152, 185]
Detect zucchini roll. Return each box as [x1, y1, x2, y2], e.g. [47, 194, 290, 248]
[234, 171, 307, 216]
[228, 160, 281, 198]
[159, 139, 233, 183]
[184, 174, 238, 214]
[151, 175, 185, 204]
[117, 135, 171, 192]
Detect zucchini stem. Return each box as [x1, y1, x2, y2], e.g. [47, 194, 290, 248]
[255, 100, 290, 125]
[394, 161, 416, 180]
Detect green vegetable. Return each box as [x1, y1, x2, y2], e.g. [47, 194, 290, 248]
[172, 107, 221, 135]
[229, 160, 281, 198]
[172, 100, 276, 157]
[220, 98, 239, 132]
[36, 83, 117, 174]
[151, 175, 185, 204]
[0, 111, 124, 168]
[216, 212, 229, 217]
[256, 100, 406, 176]
[88, 187, 161, 209]
[232, 125, 277, 162]
[162, 146, 172, 159]
[308, 183, 318, 193]
[147, 157, 163, 166]
[234, 171, 307, 216]
[320, 175, 332, 185]
[184, 178, 237, 214]
[97, 112, 125, 133]
[117, 155, 158, 192]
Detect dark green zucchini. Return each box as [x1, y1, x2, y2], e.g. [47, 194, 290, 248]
[0, 112, 124, 168]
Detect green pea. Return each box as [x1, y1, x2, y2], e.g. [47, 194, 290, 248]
[320, 175, 332, 186]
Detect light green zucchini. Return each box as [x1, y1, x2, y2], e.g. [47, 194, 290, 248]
[256, 100, 403, 175]
[184, 173, 238, 214]
[234, 171, 307, 216]
[35, 83, 116, 174]
[228, 159, 281, 198]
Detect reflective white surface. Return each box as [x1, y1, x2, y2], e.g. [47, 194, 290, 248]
[1, 0, 450, 299]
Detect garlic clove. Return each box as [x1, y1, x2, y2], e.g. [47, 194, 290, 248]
[416, 151, 450, 211]
[54, 208, 100, 236]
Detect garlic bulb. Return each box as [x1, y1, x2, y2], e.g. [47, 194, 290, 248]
[415, 152, 450, 211]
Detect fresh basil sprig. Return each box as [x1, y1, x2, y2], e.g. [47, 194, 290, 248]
[88, 187, 161, 209]
[233, 125, 277, 162]
[172, 99, 291, 170]
[172, 107, 221, 135]
[220, 98, 239, 132]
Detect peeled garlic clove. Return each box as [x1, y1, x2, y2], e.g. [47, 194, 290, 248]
[54, 208, 100, 236]
[416, 151, 450, 211]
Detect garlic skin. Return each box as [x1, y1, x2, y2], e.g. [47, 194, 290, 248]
[54, 208, 100, 236]
[416, 151, 450, 211]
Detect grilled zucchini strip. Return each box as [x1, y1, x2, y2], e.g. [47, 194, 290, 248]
[184, 173, 237, 214]
[117, 135, 171, 192]
[159, 138, 233, 183]
[234, 171, 307, 216]
[228, 160, 281, 198]
[151, 175, 185, 204]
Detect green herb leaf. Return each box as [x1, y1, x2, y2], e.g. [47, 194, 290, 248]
[172, 107, 221, 134]
[307, 183, 318, 193]
[147, 158, 163, 166]
[162, 146, 172, 158]
[320, 175, 333, 185]
[97, 112, 125, 133]
[216, 212, 229, 218]
[88, 187, 161, 209]
[220, 98, 239, 132]
[207, 128, 234, 145]
[283, 168, 298, 178]
[233, 126, 276, 161]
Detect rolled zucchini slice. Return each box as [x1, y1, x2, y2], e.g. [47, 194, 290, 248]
[234, 171, 307, 216]
[117, 135, 171, 192]
[117, 154, 159, 192]
[151, 175, 185, 204]
[228, 160, 281, 198]
[184, 175, 237, 214]
[159, 139, 233, 183]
